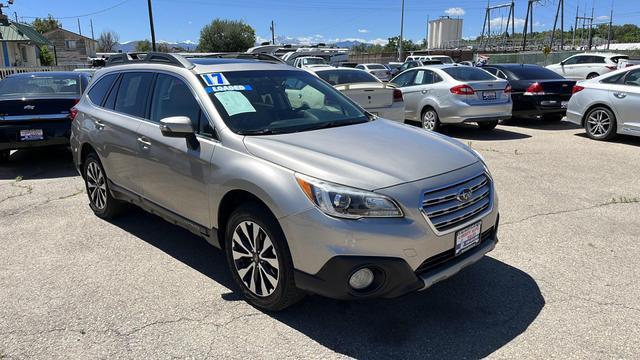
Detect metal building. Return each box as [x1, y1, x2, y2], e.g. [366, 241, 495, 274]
[428, 16, 463, 49]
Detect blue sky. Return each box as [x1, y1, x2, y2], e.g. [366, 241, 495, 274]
[6, 0, 640, 44]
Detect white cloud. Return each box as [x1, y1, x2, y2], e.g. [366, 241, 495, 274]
[597, 15, 610, 21]
[358, 29, 369, 33]
[489, 17, 543, 30]
[445, 7, 465, 17]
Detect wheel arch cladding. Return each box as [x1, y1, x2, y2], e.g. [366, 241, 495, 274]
[217, 189, 278, 247]
[79, 143, 97, 177]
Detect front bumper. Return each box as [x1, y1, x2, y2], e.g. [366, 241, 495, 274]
[0, 119, 71, 151]
[294, 224, 498, 300]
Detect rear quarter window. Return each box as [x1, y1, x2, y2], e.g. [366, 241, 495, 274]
[87, 74, 117, 106]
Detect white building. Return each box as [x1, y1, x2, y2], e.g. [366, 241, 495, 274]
[428, 17, 463, 49]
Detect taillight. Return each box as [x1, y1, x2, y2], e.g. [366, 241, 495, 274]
[450, 84, 475, 95]
[504, 85, 512, 94]
[606, 65, 617, 71]
[393, 88, 403, 102]
[524, 82, 545, 95]
[572, 85, 585, 94]
[69, 99, 80, 120]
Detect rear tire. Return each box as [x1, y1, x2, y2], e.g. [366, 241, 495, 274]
[83, 152, 125, 219]
[0, 150, 9, 163]
[586, 73, 599, 79]
[542, 114, 564, 122]
[421, 107, 441, 132]
[584, 107, 617, 141]
[477, 120, 499, 131]
[224, 203, 305, 311]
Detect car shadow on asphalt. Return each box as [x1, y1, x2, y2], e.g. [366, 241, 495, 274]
[0, 148, 78, 180]
[501, 118, 582, 131]
[109, 207, 544, 359]
[574, 132, 640, 147]
[440, 125, 532, 141]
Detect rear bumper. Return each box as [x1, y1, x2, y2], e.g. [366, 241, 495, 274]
[0, 120, 71, 151]
[368, 103, 405, 122]
[439, 101, 512, 124]
[512, 94, 571, 118]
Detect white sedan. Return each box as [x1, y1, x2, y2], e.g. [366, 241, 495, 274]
[311, 67, 405, 122]
[566, 65, 640, 140]
[355, 63, 392, 81]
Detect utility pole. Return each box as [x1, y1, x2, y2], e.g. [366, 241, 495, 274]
[13, 11, 17, 23]
[147, 0, 157, 51]
[398, 0, 405, 61]
[425, 14, 429, 49]
[587, 6, 594, 50]
[572, 3, 579, 49]
[77, 18, 82, 36]
[270, 20, 275, 45]
[550, 0, 564, 51]
[90, 19, 95, 40]
[607, 4, 613, 50]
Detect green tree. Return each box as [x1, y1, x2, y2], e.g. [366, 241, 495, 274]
[135, 39, 152, 52]
[32, 14, 60, 34]
[197, 19, 256, 52]
[38, 46, 55, 66]
[157, 42, 171, 53]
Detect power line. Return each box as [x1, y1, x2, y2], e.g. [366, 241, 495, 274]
[19, 0, 130, 20]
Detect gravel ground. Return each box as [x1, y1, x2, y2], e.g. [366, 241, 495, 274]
[1, 119, 639, 359]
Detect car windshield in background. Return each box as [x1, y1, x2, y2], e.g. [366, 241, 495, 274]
[304, 58, 326, 65]
[367, 64, 386, 70]
[611, 56, 629, 64]
[508, 66, 564, 80]
[206, 70, 369, 135]
[443, 67, 496, 81]
[0, 74, 82, 96]
[434, 57, 454, 64]
[317, 70, 378, 85]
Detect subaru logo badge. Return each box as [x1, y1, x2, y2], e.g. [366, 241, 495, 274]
[457, 188, 473, 202]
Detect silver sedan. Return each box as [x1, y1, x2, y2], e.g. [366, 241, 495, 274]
[390, 65, 512, 131]
[566, 65, 640, 140]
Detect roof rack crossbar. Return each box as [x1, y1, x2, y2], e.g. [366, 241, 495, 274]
[105, 52, 195, 69]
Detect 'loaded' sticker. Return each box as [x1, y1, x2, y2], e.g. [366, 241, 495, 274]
[205, 85, 253, 93]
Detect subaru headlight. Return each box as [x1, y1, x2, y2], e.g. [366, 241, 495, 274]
[295, 174, 403, 219]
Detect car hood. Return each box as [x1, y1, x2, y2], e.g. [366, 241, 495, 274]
[242, 120, 479, 190]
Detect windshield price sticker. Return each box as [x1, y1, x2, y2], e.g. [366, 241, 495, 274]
[206, 85, 253, 93]
[201, 73, 230, 86]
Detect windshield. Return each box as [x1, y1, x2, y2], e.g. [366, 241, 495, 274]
[433, 56, 454, 64]
[317, 69, 378, 85]
[366, 64, 386, 70]
[443, 67, 496, 81]
[303, 58, 326, 65]
[205, 70, 369, 135]
[507, 66, 564, 80]
[0, 74, 82, 96]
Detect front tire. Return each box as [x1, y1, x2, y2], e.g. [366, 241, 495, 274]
[585, 107, 617, 141]
[224, 203, 304, 311]
[421, 107, 441, 132]
[477, 120, 499, 131]
[83, 153, 124, 219]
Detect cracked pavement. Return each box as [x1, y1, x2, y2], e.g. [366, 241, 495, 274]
[1, 121, 639, 359]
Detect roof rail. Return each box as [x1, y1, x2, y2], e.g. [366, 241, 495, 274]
[188, 52, 285, 64]
[105, 52, 195, 69]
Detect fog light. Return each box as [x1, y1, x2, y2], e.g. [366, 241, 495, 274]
[349, 268, 374, 290]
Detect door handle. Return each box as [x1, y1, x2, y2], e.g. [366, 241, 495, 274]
[93, 119, 105, 130]
[137, 137, 152, 148]
[613, 92, 627, 99]
[421, 89, 429, 94]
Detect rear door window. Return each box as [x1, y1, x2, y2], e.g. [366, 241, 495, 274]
[87, 73, 117, 106]
[114, 72, 154, 118]
[391, 70, 417, 87]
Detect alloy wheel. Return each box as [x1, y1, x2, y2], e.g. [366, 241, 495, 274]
[586, 109, 611, 137]
[231, 221, 280, 297]
[422, 110, 437, 131]
[86, 161, 107, 210]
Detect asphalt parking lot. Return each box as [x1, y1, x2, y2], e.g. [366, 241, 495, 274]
[1, 119, 639, 359]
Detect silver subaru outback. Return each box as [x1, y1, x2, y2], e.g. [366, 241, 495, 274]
[70, 53, 499, 311]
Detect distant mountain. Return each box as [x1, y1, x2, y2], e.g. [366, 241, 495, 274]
[116, 40, 197, 52]
[335, 40, 365, 48]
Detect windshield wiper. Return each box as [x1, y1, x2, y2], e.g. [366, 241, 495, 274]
[311, 119, 369, 131]
[237, 128, 285, 135]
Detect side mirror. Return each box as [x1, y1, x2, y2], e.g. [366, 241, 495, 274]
[560, 61, 565, 66]
[159, 116, 194, 137]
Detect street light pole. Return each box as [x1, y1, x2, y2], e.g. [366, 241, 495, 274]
[147, 0, 157, 51]
[399, 0, 405, 61]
